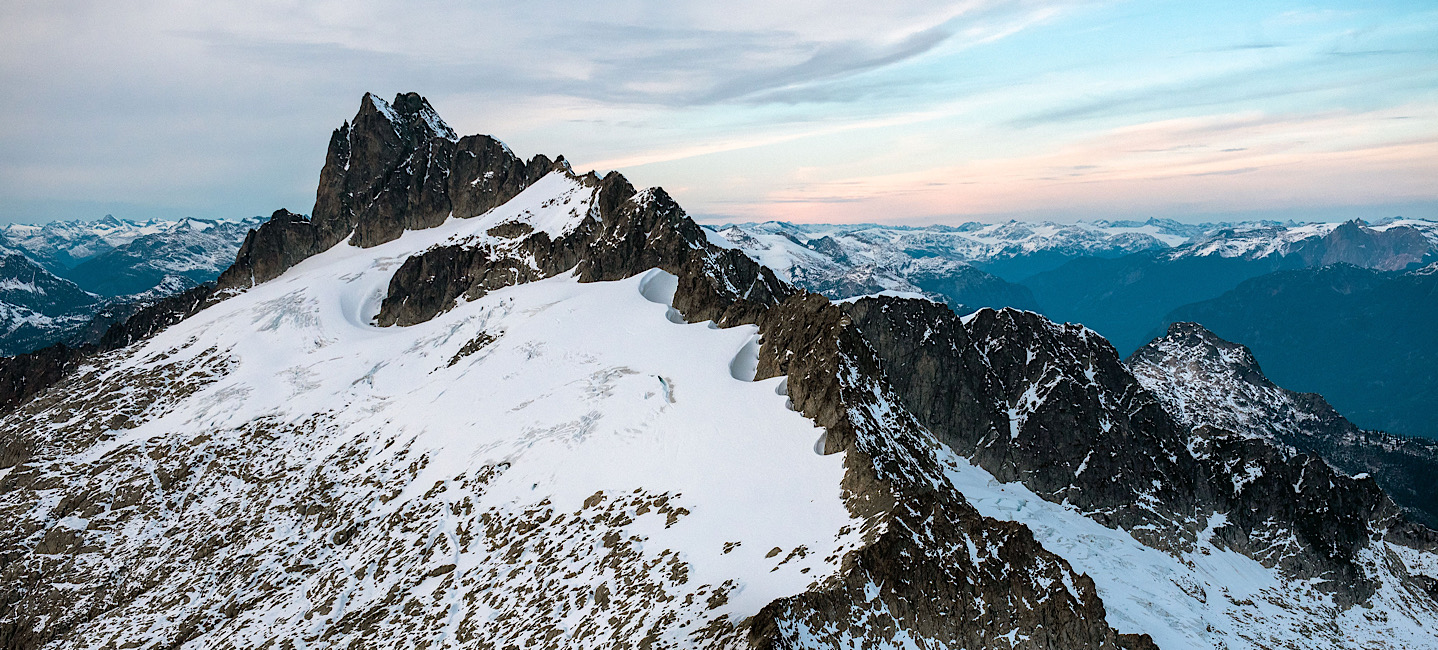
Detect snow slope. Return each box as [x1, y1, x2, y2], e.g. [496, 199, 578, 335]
[5, 160, 1437, 647]
[1, 174, 863, 647]
[940, 451, 1438, 649]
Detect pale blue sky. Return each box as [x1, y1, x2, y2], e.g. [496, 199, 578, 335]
[1, 0, 1434, 225]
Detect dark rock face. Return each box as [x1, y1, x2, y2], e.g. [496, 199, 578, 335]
[448, 135, 557, 219]
[221, 93, 561, 291]
[961, 308, 1206, 543]
[575, 181, 789, 327]
[376, 172, 792, 329]
[313, 92, 458, 248]
[375, 241, 561, 327]
[834, 301, 1430, 606]
[742, 294, 1137, 649]
[215, 210, 319, 290]
[1190, 426, 1395, 605]
[1129, 321, 1438, 529]
[842, 301, 1205, 549]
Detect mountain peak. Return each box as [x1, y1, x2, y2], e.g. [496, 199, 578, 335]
[220, 93, 564, 287]
[360, 91, 458, 142]
[6, 93, 1438, 649]
[1133, 321, 1269, 392]
[1128, 322, 1438, 528]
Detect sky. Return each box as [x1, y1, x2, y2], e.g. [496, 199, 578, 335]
[1, 0, 1435, 226]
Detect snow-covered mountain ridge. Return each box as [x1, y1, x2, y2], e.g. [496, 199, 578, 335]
[709, 217, 1438, 273]
[0, 215, 263, 356]
[704, 217, 1437, 321]
[1, 92, 1435, 649]
[0, 215, 262, 278]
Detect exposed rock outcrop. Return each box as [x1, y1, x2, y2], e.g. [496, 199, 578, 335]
[221, 93, 565, 292]
[741, 293, 1139, 649]
[1129, 321, 1438, 529]
[214, 210, 320, 290]
[375, 172, 791, 329]
[841, 301, 1205, 550]
[837, 300, 1431, 607]
[3, 92, 1435, 649]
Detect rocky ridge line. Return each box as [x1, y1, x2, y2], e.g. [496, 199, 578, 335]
[0, 93, 1153, 649]
[1128, 321, 1438, 529]
[836, 298, 1437, 607]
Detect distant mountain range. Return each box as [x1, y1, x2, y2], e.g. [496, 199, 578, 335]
[712, 217, 1438, 438]
[5, 211, 1435, 440]
[2, 92, 1435, 648]
[0, 215, 261, 355]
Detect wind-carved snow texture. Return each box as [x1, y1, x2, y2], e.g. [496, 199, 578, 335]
[0, 194, 867, 648]
[940, 452, 1438, 649]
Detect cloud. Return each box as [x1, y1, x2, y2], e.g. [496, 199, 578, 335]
[0, 0, 1434, 226]
[704, 107, 1438, 223]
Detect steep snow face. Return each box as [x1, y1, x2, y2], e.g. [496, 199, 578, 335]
[939, 452, 1438, 649]
[0, 176, 860, 648]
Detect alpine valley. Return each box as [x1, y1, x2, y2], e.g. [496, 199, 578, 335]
[0, 216, 262, 356]
[2, 93, 1436, 650]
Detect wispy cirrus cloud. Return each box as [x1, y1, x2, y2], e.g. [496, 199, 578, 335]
[0, 0, 1434, 225]
[719, 106, 1438, 223]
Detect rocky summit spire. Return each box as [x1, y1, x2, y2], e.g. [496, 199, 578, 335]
[219, 92, 564, 289]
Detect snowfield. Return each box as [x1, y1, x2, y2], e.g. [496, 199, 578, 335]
[5, 175, 861, 647]
[940, 452, 1438, 649]
[5, 168, 1437, 648]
